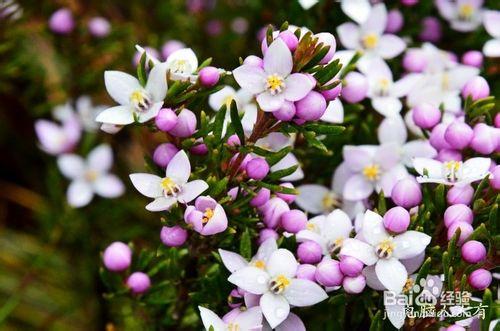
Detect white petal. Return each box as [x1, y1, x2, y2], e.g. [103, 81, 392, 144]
[57, 154, 85, 179]
[340, 238, 378, 265]
[484, 10, 500, 38]
[378, 115, 407, 146]
[361, 210, 389, 246]
[412, 158, 443, 178]
[209, 86, 236, 111]
[237, 306, 263, 330]
[95, 105, 134, 125]
[401, 141, 437, 167]
[295, 230, 326, 253]
[218, 249, 248, 273]
[392, 73, 422, 98]
[483, 39, 500, 58]
[401, 252, 425, 274]
[166, 48, 198, 74]
[87, 144, 113, 172]
[332, 162, 353, 195]
[336, 23, 361, 50]
[266, 249, 298, 278]
[321, 99, 344, 124]
[275, 313, 306, 331]
[67, 180, 93, 207]
[129, 173, 162, 198]
[137, 102, 163, 123]
[375, 258, 407, 293]
[104, 71, 141, 105]
[146, 197, 176, 211]
[376, 34, 406, 59]
[298, 0, 318, 10]
[447, 66, 479, 91]
[260, 292, 290, 329]
[177, 180, 209, 203]
[461, 158, 491, 182]
[342, 174, 373, 201]
[377, 165, 408, 197]
[295, 184, 330, 214]
[361, 4, 387, 35]
[362, 265, 386, 290]
[264, 39, 293, 77]
[233, 65, 266, 94]
[257, 92, 285, 112]
[146, 63, 168, 102]
[386, 301, 406, 329]
[255, 238, 278, 263]
[166, 150, 191, 183]
[228, 266, 270, 294]
[342, 145, 374, 171]
[93, 174, 125, 198]
[341, 0, 371, 24]
[392, 231, 431, 260]
[372, 97, 402, 117]
[283, 279, 328, 307]
[270, 153, 304, 181]
[323, 209, 353, 240]
[284, 73, 314, 101]
[198, 307, 226, 331]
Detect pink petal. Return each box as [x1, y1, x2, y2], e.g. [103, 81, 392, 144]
[284, 73, 314, 101]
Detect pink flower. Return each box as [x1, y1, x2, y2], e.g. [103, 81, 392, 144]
[185, 196, 228, 235]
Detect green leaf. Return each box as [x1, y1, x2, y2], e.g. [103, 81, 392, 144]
[196, 57, 213, 72]
[266, 24, 274, 47]
[213, 104, 227, 142]
[369, 310, 382, 331]
[304, 123, 345, 135]
[480, 289, 492, 331]
[377, 191, 386, 215]
[256, 182, 297, 195]
[266, 165, 298, 181]
[434, 184, 446, 212]
[229, 100, 245, 145]
[303, 131, 328, 152]
[473, 175, 490, 203]
[239, 229, 252, 260]
[415, 257, 432, 287]
[137, 52, 147, 86]
[209, 177, 229, 197]
[265, 146, 293, 166]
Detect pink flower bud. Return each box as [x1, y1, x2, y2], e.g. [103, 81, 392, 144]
[420, 16, 441, 43]
[155, 108, 178, 132]
[490, 165, 500, 190]
[243, 55, 264, 67]
[383, 207, 410, 233]
[295, 91, 327, 121]
[227, 187, 239, 200]
[258, 228, 278, 244]
[343, 275, 366, 294]
[462, 76, 490, 101]
[153, 143, 179, 168]
[430, 123, 452, 150]
[436, 149, 462, 162]
[447, 221, 473, 245]
[49, 8, 75, 35]
[444, 121, 473, 150]
[160, 225, 188, 247]
[403, 50, 427, 72]
[259, 197, 289, 228]
[199, 66, 220, 87]
[412, 103, 441, 129]
[462, 51, 483, 68]
[391, 178, 422, 209]
[278, 30, 299, 52]
[250, 188, 271, 207]
[447, 184, 474, 205]
[495, 113, 500, 128]
[127, 272, 151, 294]
[88, 17, 111, 38]
[386, 9, 404, 33]
[297, 241, 322, 264]
[315, 32, 336, 64]
[296, 264, 317, 281]
[276, 182, 296, 204]
[103, 242, 132, 272]
[169, 109, 197, 137]
[190, 141, 208, 155]
[281, 209, 307, 233]
[227, 134, 241, 147]
[401, 0, 418, 6]
[470, 123, 498, 155]
[273, 101, 296, 121]
[461, 240, 486, 264]
[161, 40, 185, 60]
[342, 72, 368, 103]
[444, 204, 473, 227]
[468, 268, 492, 290]
[315, 258, 343, 287]
[339, 256, 363, 277]
[321, 81, 342, 101]
[446, 325, 466, 331]
[246, 157, 269, 180]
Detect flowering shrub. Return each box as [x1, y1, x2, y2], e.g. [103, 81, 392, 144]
[2, 0, 498, 330]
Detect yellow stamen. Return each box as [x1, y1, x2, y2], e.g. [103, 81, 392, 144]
[228, 323, 240, 331]
[269, 274, 291, 294]
[306, 223, 316, 231]
[376, 239, 395, 259]
[161, 177, 179, 195]
[85, 170, 98, 182]
[202, 208, 214, 224]
[458, 4, 474, 20]
[444, 160, 462, 182]
[363, 164, 381, 181]
[266, 74, 285, 95]
[362, 33, 379, 49]
[252, 259, 266, 269]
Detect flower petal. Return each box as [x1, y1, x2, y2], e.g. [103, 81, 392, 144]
[267, 249, 298, 278]
[323, 209, 353, 241]
[236, 306, 263, 330]
[166, 150, 191, 183]
[137, 101, 163, 123]
[201, 204, 228, 235]
[93, 175, 125, 198]
[342, 145, 374, 171]
[341, 0, 370, 24]
[412, 158, 443, 178]
[146, 63, 168, 102]
[270, 153, 304, 181]
[461, 157, 491, 182]
[264, 39, 293, 77]
[218, 249, 248, 273]
[284, 74, 314, 101]
[232, 65, 266, 94]
[104, 71, 141, 105]
[342, 174, 373, 201]
[275, 313, 306, 331]
[376, 34, 406, 59]
[95, 105, 135, 125]
[361, 4, 387, 35]
[372, 97, 402, 117]
[401, 140, 437, 167]
[228, 266, 270, 294]
[177, 180, 209, 203]
[336, 23, 361, 50]
[145, 197, 176, 211]
[295, 184, 330, 214]
[393, 231, 431, 260]
[260, 292, 290, 329]
[362, 265, 386, 290]
[87, 144, 113, 173]
[129, 173, 163, 198]
[483, 39, 500, 58]
[321, 99, 344, 124]
[166, 48, 198, 74]
[375, 258, 407, 293]
[392, 73, 422, 98]
[377, 165, 408, 198]
[255, 238, 278, 263]
[257, 92, 285, 112]
[378, 115, 407, 146]
[340, 238, 378, 265]
[67, 180, 93, 207]
[484, 10, 500, 38]
[283, 279, 328, 307]
[386, 300, 406, 329]
[57, 154, 85, 179]
[198, 306, 226, 331]
[361, 210, 390, 246]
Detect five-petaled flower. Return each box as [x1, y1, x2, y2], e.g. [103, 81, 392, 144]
[413, 157, 491, 185]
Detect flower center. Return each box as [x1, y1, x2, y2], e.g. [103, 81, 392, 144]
[84, 170, 99, 182]
[376, 78, 391, 96]
[442, 73, 450, 90]
[223, 95, 235, 108]
[130, 90, 152, 112]
[251, 259, 266, 269]
[306, 222, 317, 231]
[170, 59, 193, 74]
[202, 208, 214, 224]
[363, 164, 381, 181]
[322, 192, 340, 211]
[265, 74, 285, 95]
[161, 177, 180, 196]
[458, 4, 474, 20]
[269, 274, 290, 294]
[443, 160, 462, 182]
[375, 238, 395, 259]
[362, 33, 379, 49]
[228, 323, 240, 331]
[328, 237, 344, 254]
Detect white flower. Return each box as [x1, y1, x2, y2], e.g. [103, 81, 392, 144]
[359, 57, 422, 117]
[436, 0, 484, 32]
[340, 0, 371, 24]
[296, 210, 353, 255]
[413, 157, 491, 185]
[336, 4, 406, 62]
[129, 150, 208, 211]
[199, 306, 263, 331]
[228, 249, 328, 328]
[165, 47, 199, 82]
[219, 238, 278, 273]
[297, 0, 318, 10]
[340, 210, 431, 293]
[57, 144, 124, 207]
[75, 96, 107, 132]
[96, 62, 168, 125]
[483, 10, 500, 57]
